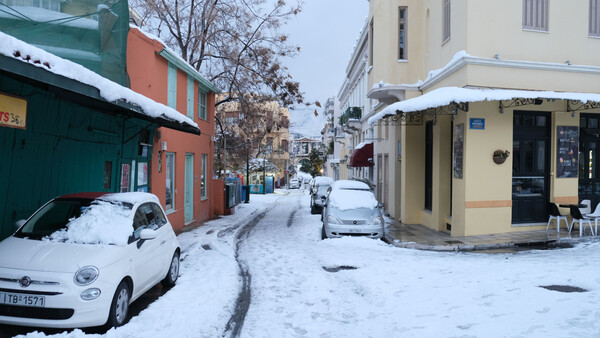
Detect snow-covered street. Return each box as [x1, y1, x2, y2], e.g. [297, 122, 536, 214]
[12, 191, 600, 338]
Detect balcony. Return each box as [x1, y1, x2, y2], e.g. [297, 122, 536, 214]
[339, 107, 362, 133]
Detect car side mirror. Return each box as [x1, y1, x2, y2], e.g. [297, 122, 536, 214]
[377, 202, 384, 209]
[139, 228, 157, 240]
[321, 196, 327, 202]
[15, 219, 26, 229]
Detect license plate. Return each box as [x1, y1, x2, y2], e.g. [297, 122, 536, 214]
[0, 291, 45, 307]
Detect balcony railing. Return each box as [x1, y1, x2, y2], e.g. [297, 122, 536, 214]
[338, 107, 362, 126]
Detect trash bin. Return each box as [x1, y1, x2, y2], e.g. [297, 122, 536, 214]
[241, 185, 247, 202]
[225, 183, 235, 209]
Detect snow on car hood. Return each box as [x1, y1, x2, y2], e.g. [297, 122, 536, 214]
[328, 190, 379, 211]
[0, 236, 124, 273]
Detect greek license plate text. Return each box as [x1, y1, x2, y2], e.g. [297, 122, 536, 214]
[0, 292, 45, 307]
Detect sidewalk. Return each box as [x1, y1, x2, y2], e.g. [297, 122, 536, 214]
[384, 221, 598, 252]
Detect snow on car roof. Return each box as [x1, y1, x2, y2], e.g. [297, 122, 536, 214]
[329, 180, 370, 191]
[328, 189, 378, 211]
[314, 176, 334, 185]
[100, 192, 161, 206]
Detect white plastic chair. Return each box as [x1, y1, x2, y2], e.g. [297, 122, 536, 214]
[547, 203, 568, 232]
[569, 205, 595, 236]
[579, 199, 591, 215]
[586, 202, 600, 236]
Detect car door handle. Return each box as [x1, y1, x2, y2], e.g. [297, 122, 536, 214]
[160, 240, 166, 245]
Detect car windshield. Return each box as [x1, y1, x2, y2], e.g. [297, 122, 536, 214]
[14, 198, 133, 240]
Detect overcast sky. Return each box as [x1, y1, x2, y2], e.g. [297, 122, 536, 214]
[284, 0, 369, 107]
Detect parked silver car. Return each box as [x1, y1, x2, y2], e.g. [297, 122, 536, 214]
[310, 181, 332, 214]
[289, 178, 301, 189]
[322, 187, 384, 239]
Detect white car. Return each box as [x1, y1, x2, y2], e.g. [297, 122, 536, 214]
[0, 192, 180, 329]
[289, 178, 301, 189]
[322, 185, 384, 239]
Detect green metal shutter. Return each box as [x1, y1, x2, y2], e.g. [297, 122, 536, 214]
[187, 75, 194, 119]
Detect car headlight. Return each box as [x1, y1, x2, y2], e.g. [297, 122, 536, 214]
[81, 288, 101, 301]
[371, 217, 384, 225]
[74, 266, 99, 286]
[327, 215, 342, 224]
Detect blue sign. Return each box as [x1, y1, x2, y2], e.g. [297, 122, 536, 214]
[469, 118, 485, 130]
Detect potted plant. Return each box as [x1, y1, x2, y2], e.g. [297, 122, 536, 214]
[493, 149, 510, 164]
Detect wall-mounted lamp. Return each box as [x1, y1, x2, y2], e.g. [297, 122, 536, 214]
[572, 112, 576, 118]
[565, 60, 571, 65]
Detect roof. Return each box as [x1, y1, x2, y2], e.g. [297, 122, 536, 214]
[368, 87, 600, 125]
[0, 31, 201, 135]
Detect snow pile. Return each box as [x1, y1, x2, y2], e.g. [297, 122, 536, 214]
[328, 189, 378, 210]
[47, 201, 133, 246]
[0, 31, 198, 129]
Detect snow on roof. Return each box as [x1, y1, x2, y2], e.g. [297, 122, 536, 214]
[328, 189, 378, 211]
[368, 87, 600, 125]
[0, 31, 198, 130]
[328, 158, 340, 164]
[354, 141, 371, 150]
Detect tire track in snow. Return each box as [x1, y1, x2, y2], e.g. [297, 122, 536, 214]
[222, 208, 269, 338]
[223, 199, 302, 337]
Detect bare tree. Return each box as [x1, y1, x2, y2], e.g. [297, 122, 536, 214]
[214, 96, 289, 174]
[131, 0, 304, 107]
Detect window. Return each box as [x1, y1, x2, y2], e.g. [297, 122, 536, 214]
[186, 76, 194, 119]
[166, 153, 175, 211]
[523, 0, 548, 31]
[591, 0, 600, 37]
[199, 91, 207, 120]
[201, 154, 207, 199]
[398, 7, 407, 60]
[369, 19, 374, 67]
[132, 203, 167, 241]
[267, 137, 273, 151]
[281, 139, 288, 151]
[302, 143, 309, 154]
[443, 0, 451, 42]
[167, 62, 177, 109]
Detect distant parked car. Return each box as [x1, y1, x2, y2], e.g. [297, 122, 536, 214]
[0, 192, 181, 329]
[289, 178, 301, 189]
[322, 186, 384, 239]
[310, 179, 334, 214]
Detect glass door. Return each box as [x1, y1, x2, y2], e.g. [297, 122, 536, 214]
[512, 112, 550, 223]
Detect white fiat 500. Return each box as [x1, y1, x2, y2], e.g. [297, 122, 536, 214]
[0, 192, 180, 328]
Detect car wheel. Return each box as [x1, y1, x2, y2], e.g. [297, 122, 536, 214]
[310, 204, 316, 214]
[321, 225, 327, 240]
[107, 281, 130, 327]
[161, 251, 180, 288]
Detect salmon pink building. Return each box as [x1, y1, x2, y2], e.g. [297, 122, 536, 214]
[127, 27, 220, 231]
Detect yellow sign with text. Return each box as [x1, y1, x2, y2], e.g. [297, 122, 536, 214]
[0, 92, 27, 129]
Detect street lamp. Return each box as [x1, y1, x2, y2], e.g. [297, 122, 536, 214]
[245, 137, 250, 203]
